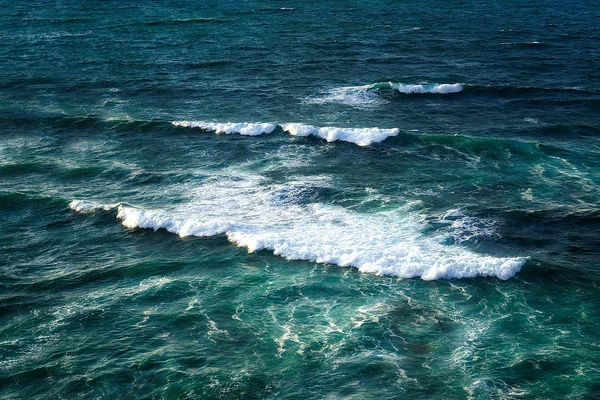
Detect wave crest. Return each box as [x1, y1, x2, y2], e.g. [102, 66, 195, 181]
[173, 121, 399, 146]
[171, 121, 277, 136]
[385, 82, 464, 94]
[281, 123, 399, 146]
[69, 200, 115, 213]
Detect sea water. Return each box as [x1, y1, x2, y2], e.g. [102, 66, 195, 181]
[1, 0, 600, 398]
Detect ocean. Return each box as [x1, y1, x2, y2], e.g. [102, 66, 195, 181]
[1, 0, 600, 398]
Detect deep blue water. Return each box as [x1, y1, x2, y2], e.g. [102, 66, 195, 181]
[1, 1, 600, 398]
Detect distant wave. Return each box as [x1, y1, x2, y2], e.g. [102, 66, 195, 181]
[373, 82, 464, 94]
[306, 81, 599, 107]
[70, 192, 526, 281]
[142, 18, 223, 26]
[306, 82, 463, 107]
[172, 121, 399, 146]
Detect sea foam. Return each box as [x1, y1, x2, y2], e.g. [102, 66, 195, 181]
[70, 175, 526, 281]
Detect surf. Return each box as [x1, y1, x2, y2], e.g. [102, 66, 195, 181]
[70, 175, 526, 281]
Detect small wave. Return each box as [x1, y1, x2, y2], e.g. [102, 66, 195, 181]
[305, 81, 595, 107]
[143, 18, 221, 26]
[281, 123, 399, 146]
[306, 82, 463, 107]
[305, 85, 388, 108]
[258, 7, 295, 12]
[501, 41, 545, 47]
[184, 60, 234, 69]
[69, 200, 116, 213]
[70, 179, 526, 282]
[171, 121, 277, 136]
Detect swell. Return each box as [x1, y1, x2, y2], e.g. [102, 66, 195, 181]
[0, 162, 49, 176]
[462, 84, 599, 96]
[308, 81, 599, 108]
[494, 208, 600, 281]
[354, 82, 597, 97]
[0, 192, 67, 211]
[3, 115, 597, 153]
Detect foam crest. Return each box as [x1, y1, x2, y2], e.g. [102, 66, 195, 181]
[384, 82, 464, 94]
[172, 121, 276, 136]
[71, 175, 526, 281]
[281, 123, 399, 146]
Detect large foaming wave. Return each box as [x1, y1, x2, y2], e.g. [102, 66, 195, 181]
[172, 121, 399, 146]
[69, 176, 526, 281]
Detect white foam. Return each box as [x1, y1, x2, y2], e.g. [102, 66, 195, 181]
[389, 82, 463, 94]
[172, 121, 276, 136]
[69, 200, 115, 213]
[71, 175, 526, 281]
[281, 123, 399, 146]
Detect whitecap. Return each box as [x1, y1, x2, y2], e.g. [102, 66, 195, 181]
[387, 82, 463, 94]
[69, 199, 115, 213]
[305, 82, 463, 107]
[280, 123, 399, 146]
[172, 121, 277, 136]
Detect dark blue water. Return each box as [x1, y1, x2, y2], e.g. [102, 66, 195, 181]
[2, 1, 600, 398]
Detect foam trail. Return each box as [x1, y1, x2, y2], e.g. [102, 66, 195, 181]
[172, 121, 276, 136]
[281, 123, 399, 146]
[70, 176, 526, 280]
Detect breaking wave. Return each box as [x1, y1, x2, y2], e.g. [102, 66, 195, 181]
[373, 82, 464, 94]
[280, 123, 399, 146]
[172, 121, 399, 146]
[171, 121, 277, 136]
[69, 175, 526, 281]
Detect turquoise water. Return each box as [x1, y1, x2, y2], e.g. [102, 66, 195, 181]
[2, 1, 600, 398]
